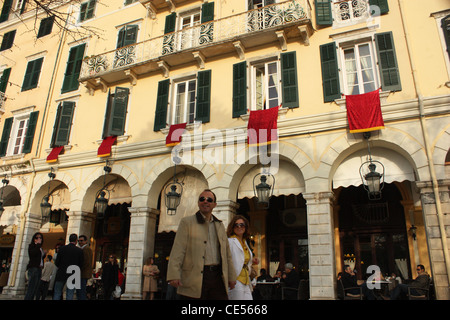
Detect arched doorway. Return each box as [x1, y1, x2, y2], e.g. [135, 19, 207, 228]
[337, 183, 411, 280]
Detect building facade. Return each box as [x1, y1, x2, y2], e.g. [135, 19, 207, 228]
[0, 0, 449, 300]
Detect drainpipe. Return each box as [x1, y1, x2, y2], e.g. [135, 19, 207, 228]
[8, 158, 36, 288]
[398, 0, 450, 288]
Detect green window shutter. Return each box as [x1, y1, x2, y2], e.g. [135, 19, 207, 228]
[164, 12, 177, 34]
[0, 30, 16, 51]
[52, 101, 75, 147]
[442, 15, 450, 61]
[0, 0, 13, 23]
[0, 68, 11, 93]
[320, 42, 341, 102]
[22, 111, 39, 154]
[232, 61, 247, 118]
[154, 79, 170, 131]
[22, 57, 43, 91]
[281, 51, 299, 109]
[80, 0, 96, 21]
[196, 70, 211, 123]
[62, 43, 86, 93]
[37, 16, 54, 38]
[375, 31, 401, 92]
[369, 0, 389, 15]
[117, 25, 138, 48]
[315, 0, 332, 26]
[108, 87, 129, 136]
[201, 2, 215, 23]
[0, 117, 13, 157]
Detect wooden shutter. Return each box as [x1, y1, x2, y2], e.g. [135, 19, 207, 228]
[117, 25, 138, 48]
[0, 68, 11, 93]
[442, 15, 450, 61]
[315, 0, 332, 26]
[375, 32, 401, 92]
[319, 42, 341, 102]
[108, 87, 129, 136]
[195, 70, 211, 123]
[164, 12, 177, 34]
[0, 0, 13, 23]
[22, 57, 43, 91]
[201, 2, 215, 23]
[52, 101, 75, 147]
[22, 111, 39, 154]
[0, 117, 13, 157]
[0, 30, 16, 51]
[62, 43, 86, 93]
[369, 0, 389, 15]
[281, 51, 299, 109]
[37, 16, 54, 38]
[154, 79, 170, 131]
[86, 0, 96, 20]
[232, 61, 247, 118]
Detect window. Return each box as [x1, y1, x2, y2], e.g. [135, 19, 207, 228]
[0, 68, 11, 93]
[178, 9, 201, 50]
[0, 30, 16, 51]
[79, 0, 96, 22]
[320, 31, 401, 102]
[251, 60, 281, 110]
[14, 0, 27, 14]
[0, 110, 39, 156]
[37, 16, 54, 38]
[116, 25, 138, 49]
[61, 43, 86, 93]
[124, 0, 138, 5]
[232, 51, 298, 117]
[153, 70, 211, 131]
[102, 87, 130, 138]
[22, 57, 44, 91]
[51, 101, 75, 147]
[341, 42, 378, 95]
[247, 0, 275, 10]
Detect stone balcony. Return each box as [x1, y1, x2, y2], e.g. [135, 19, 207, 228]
[79, 0, 312, 94]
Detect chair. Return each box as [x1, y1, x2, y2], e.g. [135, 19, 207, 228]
[407, 286, 429, 300]
[337, 279, 363, 300]
[281, 280, 309, 300]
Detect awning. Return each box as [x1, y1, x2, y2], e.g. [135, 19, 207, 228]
[332, 147, 416, 189]
[50, 186, 71, 210]
[107, 178, 132, 205]
[237, 160, 305, 199]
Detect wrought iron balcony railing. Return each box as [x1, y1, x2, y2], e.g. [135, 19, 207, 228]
[80, 0, 311, 84]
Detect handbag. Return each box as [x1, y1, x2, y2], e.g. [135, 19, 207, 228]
[112, 285, 122, 298]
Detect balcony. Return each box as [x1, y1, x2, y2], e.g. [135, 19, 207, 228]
[79, 0, 312, 93]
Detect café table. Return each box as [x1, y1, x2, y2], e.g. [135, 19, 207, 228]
[253, 281, 280, 300]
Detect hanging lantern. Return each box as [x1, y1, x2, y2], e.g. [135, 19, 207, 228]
[165, 155, 183, 215]
[95, 163, 112, 219]
[41, 169, 55, 219]
[253, 172, 275, 208]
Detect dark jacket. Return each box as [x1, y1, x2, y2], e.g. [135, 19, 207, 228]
[102, 262, 119, 290]
[341, 271, 358, 289]
[55, 243, 84, 282]
[27, 243, 44, 269]
[411, 272, 430, 295]
[283, 269, 300, 289]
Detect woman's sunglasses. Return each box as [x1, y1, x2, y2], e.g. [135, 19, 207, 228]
[199, 196, 214, 203]
[234, 223, 246, 228]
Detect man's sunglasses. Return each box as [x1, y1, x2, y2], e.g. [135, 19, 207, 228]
[199, 196, 214, 203]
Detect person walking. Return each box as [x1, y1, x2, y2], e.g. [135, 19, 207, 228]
[102, 254, 119, 300]
[36, 255, 56, 300]
[167, 189, 236, 299]
[227, 215, 259, 300]
[142, 257, 160, 300]
[77, 235, 93, 300]
[53, 234, 84, 300]
[24, 232, 45, 300]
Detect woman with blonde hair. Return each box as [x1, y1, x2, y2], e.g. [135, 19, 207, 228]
[226, 215, 259, 300]
[142, 256, 160, 300]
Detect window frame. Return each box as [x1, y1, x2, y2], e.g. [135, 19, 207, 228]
[79, 0, 96, 23]
[170, 76, 197, 125]
[249, 58, 282, 110]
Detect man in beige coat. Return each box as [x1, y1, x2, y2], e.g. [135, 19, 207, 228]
[167, 189, 236, 299]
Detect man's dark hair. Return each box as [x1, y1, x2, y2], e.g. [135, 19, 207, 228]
[68, 233, 78, 243]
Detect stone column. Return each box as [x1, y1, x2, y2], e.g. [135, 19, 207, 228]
[4, 212, 42, 297]
[121, 207, 159, 300]
[416, 180, 450, 300]
[66, 211, 96, 242]
[303, 192, 336, 300]
[213, 200, 239, 229]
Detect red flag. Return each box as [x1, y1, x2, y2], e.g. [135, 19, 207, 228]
[46, 146, 64, 163]
[345, 89, 384, 133]
[166, 123, 187, 147]
[97, 136, 117, 157]
[247, 106, 279, 146]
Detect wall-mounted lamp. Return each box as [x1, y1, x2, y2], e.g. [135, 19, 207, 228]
[95, 161, 112, 219]
[0, 175, 9, 216]
[164, 155, 183, 215]
[41, 168, 56, 219]
[359, 132, 384, 200]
